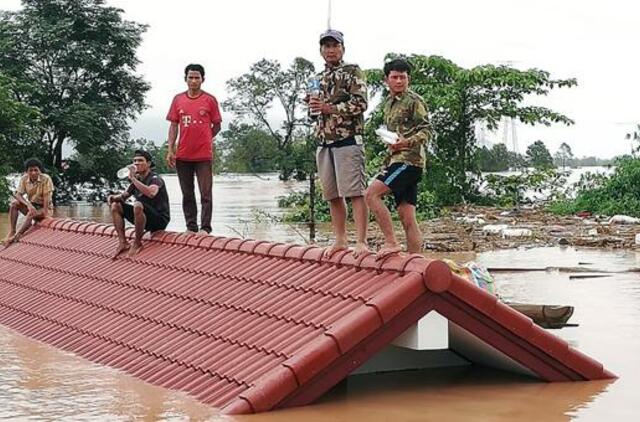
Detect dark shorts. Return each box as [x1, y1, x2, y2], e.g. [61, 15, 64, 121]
[376, 162, 423, 207]
[122, 202, 169, 232]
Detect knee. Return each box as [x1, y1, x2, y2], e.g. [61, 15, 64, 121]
[9, 200, 19, 210]
[133, 202, 144, 215]
[364, 188, 377, 206]
[110, 202, 122, 213]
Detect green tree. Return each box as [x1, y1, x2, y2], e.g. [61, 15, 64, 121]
[625, 124, 640, 155]
[223, 57, 316, 179]
[366, 54, 576, 205]
[224, 57, 319, 239]
[217, 123, 279, 173]
[508, 151, 527, 169]
[554, 142, 573, 170]
[0, 0, 150, 174]
[0, 168, 11, 212]
[0, 72, 41, 170]
[549, 157, 640, 217]
[476, 143, 511, 172]
[526, 140, 554, 169]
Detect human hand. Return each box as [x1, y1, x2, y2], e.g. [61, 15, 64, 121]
[127, 164, 136, 181]
[390, 134, 411, 152]
[166, 150, 176, 169]
[26, 205, 37, 218]
[309, 97, 333, 114]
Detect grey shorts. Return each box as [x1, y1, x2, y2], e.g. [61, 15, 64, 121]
[316, 144, 366, 200]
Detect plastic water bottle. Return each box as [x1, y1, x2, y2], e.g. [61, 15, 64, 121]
[307, 77, 321, 116]
[117, 164, 136, 179]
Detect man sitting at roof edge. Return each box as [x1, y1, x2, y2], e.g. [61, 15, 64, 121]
[108, 149, 170, 257]
[2, 158, 54, 247]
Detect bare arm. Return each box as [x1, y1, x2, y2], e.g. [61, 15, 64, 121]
[40, 195, 50, 218]
[129, 175, 159, 199]
[166, 122, 179, 168]
[212, 122, 221, 138]
[13, 192, 31, 209]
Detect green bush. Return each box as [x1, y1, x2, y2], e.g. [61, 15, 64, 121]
[546, 199, 577, 215]
[482, 169, 559, 207]
[0, 172, 11, 212]
[548, 157, 640, 217]
[279, 182, 331, 223]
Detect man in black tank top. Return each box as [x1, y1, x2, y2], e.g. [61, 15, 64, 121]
[108, 150, 170, 257]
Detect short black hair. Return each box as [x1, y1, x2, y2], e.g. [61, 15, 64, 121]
[383, 58, 412, 77]
[184, 63, 205, 78]
[24, 158, 43, 172]
[134, 149, 155, 168]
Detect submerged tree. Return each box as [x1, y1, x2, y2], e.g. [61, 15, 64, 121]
[476, 143, 511, 172]
[0, 0, 150, 173]
[217, 123, 280, 173]
[526, 140, 554, 170]
[224, 57, 319, 240]
[366, 55, 576, 204]
[554, 142, 574, 170]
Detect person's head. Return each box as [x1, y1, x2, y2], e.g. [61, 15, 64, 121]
[24, 158, 43, 181]
[319, 29, 344, 65]
[184, 63, 205, 91]
[132, 149, 154, 174]
[383, 58, 412, 96]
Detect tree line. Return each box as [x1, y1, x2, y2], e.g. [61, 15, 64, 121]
[0, 0, 616, 219]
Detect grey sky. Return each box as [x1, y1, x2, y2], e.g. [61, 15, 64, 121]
[5, 0, 639, 158]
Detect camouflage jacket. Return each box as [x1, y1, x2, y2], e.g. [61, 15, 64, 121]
[382, 89, 431, 168]
[313, 61, 368, 145]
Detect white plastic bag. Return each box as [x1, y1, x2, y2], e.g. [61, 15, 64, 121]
[375, 126, 398, 145]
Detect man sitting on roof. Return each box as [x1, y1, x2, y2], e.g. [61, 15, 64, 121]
[2, 158, 54, 246]
[108, 149, 170, 257]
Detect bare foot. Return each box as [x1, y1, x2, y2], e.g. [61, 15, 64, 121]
[1, 234, 16, 247]
[376, 243, 402, 260]
[323, 242, 348, 259]
[112, 241, 130, 259]
[352, 242, 370, 258]
[128, 242, 143, 257]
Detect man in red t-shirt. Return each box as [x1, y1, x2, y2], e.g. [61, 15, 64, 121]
[166, 63, 222, 234]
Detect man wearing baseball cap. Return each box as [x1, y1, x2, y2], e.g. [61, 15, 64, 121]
[108, 149, 170, 257]
[309, 29, 370, 257]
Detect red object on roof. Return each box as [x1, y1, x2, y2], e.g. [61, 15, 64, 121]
[0, 219, 615, 414]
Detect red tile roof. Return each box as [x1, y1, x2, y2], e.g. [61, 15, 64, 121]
[0, 218, 615, 413]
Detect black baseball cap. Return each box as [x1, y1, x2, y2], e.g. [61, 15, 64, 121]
[319, 29, 344, 45]
[134, 149, 155, 167]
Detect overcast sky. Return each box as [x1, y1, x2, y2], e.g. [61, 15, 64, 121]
[5, 0, 639, 158]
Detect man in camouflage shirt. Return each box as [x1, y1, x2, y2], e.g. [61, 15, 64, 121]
[365, 58, 431, 258]
[309, 29, 369, 257]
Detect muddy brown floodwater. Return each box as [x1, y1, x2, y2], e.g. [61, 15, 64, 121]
[1, 174, 638, 420]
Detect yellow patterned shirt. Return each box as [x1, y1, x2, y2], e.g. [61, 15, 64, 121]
[16, 174, 54, 209]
